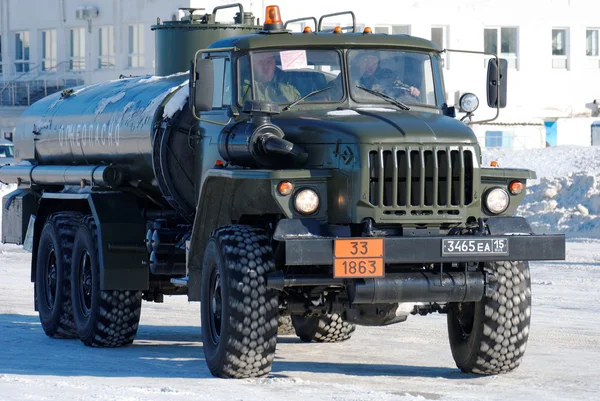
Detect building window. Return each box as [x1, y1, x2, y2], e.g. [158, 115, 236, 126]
[374, 25, 411, 35]
[485, 131, 513, 148]
[587, 28, 600, 69]
[14, 31, 31, 73]
[41, 29, 57, 71]
[431, 26, 448, 68]
[70, 28, 86, 71]
[0, 34, 3, 74]
[128, 24, 145, 68]
[552, 28, 568, 69]
[484, 27, 518, 69]
[98, 26, 115, 69]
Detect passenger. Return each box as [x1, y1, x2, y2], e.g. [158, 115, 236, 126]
[240, 52, 300, 103]
[352, 51, 421, 100]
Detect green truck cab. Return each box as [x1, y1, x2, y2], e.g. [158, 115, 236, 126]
[0, 5, 564, 379]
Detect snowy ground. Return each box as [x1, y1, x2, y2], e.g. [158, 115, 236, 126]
[1, 146, 600, 401]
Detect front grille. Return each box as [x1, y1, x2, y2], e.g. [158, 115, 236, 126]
[368, 147, 474, 208]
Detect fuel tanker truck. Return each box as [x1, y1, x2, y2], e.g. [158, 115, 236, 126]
[0, 4, 565, 379]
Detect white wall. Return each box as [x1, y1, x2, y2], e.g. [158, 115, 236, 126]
[556, 117, 598, 146]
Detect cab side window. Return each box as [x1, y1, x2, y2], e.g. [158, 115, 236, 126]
[211, 57, 231, 109]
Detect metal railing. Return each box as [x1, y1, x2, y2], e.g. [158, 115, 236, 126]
[0, 61, 86, 106]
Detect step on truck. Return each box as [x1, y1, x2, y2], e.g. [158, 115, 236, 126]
[0, 4, 565, 378]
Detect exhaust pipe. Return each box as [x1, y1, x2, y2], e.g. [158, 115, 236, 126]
[0, 164, 123, 187]
[348, 271, 485, 304]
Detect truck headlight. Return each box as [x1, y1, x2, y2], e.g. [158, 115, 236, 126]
[294, 189, 320, 215]
[485, 188, 510, 214]
[459, 93, 479, 113]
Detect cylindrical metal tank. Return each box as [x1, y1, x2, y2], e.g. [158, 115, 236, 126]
[152, 4, 261, 76]
[13, 73, 189, 184]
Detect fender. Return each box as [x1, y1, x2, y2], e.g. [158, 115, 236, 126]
[186, 168, 330, 301]
[33, 192, 148, 290]
[485, 216, 533, 235]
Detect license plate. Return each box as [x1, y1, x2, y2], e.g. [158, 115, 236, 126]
[334, 238, 384, 278]
[442, 238, 509, 255]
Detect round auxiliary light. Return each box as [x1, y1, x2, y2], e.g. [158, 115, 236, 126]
[333, 26, 343, 34]
[363, 27, 373, 34]
[294, 189, 320, 215]
[459, 93, 480, 113]
[303, 26, 313, 33]
[509, 180, 524, 195]
[277, 181, 294, 196]
[485, 188, 510, 214]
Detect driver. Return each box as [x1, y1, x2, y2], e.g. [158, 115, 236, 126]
[241, 52, 300, 103]
[353, 51, 420, 99]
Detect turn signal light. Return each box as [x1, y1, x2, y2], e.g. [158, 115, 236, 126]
[264, 6, 282, 25]
[509, 180, 524, 195]
[277, 181, 294, 196]
[490, 161, 499, 167]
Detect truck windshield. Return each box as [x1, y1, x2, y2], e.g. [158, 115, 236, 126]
[239, 50, 342, 104]
[348, 49, 436, 107]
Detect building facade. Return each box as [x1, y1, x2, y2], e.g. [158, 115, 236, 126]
[0, 0, 598, 144]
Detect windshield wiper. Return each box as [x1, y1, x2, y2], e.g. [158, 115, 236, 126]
[282, 86, 334, 111]
[356, 85, 410, 111]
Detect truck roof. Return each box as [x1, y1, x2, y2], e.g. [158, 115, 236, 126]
[208, 32, 441, 53]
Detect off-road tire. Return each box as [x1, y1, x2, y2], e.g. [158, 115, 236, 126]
[201, 225, 278, 379]
[291, 313, 356, 343]
[71, 216, 142, 347]
[447, 261, 532, 375]
[35, 212, 83, 339]
[277, 313, 295, 335]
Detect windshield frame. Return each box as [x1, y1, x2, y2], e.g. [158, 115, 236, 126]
[234, 47, 445, 110]
[236, 48, 346, 107]
[346, 48, 439, 109]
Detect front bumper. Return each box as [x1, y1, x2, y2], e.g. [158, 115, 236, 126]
[280, 234, 565, 266]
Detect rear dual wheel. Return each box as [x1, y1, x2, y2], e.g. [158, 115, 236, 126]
[35, 212, 83, 339]
[291, 313, 356, 343]
[70, 216, 142, 347]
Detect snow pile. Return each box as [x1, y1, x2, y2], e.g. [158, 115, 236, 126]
[137, 71, 189, 85]
[94, 92, 126, 115]
[483, 146, 600, 237]
[162, 80, 190, 118]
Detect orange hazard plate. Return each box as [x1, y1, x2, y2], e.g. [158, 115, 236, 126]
[334, 257, 384, 278]
[333, 238, 384, 278]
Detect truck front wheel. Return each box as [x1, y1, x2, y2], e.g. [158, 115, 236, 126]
[201, 225, 278, 378]
[447, 261, 532, 374]
[70, 216, 142, 347]
[291, 313, 356, 343]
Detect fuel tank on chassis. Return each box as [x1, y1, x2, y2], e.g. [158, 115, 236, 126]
[14, 73, 191, 185]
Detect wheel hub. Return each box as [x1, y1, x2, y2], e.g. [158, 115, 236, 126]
[454, 302, 475, 340]
[78, 250, 93, 316]
[44, 245, 58, 308]
[208, 268, 222, 345]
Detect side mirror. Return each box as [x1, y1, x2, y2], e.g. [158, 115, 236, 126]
[486, 58, 507, 108]
[189, 58, 214, 115]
